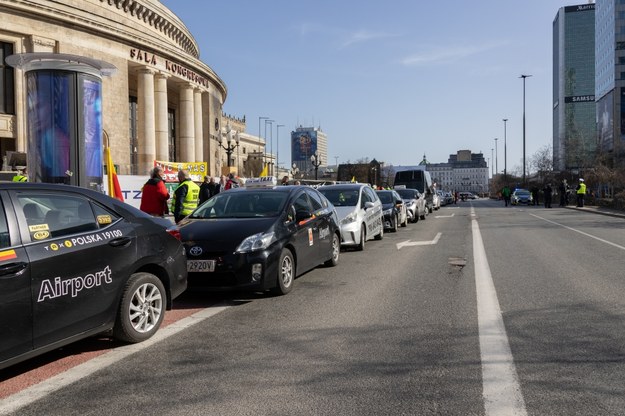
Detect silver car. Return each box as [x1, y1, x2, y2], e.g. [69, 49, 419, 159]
[318, 184, 384, 250]
[395, 187, 427, 223]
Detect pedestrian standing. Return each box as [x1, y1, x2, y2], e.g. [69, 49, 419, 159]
[170, 169, 200, 223]
[502, 185, 511, 207]
[576, 178, 586, 207]
[543, 183, 553, 208]
[140, 166, 169, 217]
[198, 175, 211, 205]
[224, 173, 239, 190]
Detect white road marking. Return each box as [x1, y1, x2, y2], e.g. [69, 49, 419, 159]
[435, 213, 455, 218]
[395, 232, 442, 250]
[0, 305, 230, 416]
[472, 207, 528, 416]
[530, 213, 625, 251]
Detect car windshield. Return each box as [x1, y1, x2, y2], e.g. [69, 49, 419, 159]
[515, 190, 530, 195]
[377, 192, 395, 204]
[318, 189, 359, 207]
[191, 191, 288, 218]
[396, 190, 416, 199]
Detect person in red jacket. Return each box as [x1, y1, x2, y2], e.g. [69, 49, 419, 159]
[140, 166, 170, 217]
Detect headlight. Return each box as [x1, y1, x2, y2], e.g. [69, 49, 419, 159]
[341, 212, 357, 225]
[236, 231, 276, 253]
[383, 208, 393, 216]
[405, 201, 415, 207]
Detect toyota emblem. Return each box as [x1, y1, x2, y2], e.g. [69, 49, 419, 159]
[189, 246, 203, 256]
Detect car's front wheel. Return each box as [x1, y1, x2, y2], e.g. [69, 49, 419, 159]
[324, 232, 340, 267]
[274, 248, 295, 295]
[391, 214, 398, 232]
[357, 226, 366, 251]
[114, 272, 166, 343]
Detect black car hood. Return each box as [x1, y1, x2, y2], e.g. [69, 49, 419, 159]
[179, 217, 277, 249]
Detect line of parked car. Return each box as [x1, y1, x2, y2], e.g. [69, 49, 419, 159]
[0, 178, 436, 370]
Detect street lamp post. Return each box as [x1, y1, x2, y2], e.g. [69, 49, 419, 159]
[258, 116, 268, 153]
[264, 119, 274, 173]
[310, 151, 322, 180]
[290, 163, 299, 179]
[491, 148, 494, 177]
[494, 138, 498, 175]
[503, 118, 508, 182]
[276, 124, 284, 178]
[520, 75, 531, 186]
[218, 123, 240, 167]
[371, 166, 377, 187]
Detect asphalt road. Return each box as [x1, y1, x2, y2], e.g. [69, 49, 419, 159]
[2, 199, 625, 415]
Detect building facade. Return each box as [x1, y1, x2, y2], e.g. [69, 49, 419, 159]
[595, 0, 625, 168]
[553, 3, 596, 172]
[428, 150, 489, 194]
[0, 0, 251, 179]
[290, 126, 327, 178]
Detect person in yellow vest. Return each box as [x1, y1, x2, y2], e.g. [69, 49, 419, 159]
[576, 178, 587, 207]
[12, 168, 27, 182]
[171, 169, 200, 223]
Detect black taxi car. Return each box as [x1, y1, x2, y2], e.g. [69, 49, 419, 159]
[0, 182, 187, 370]
[176, 177, 341, 295]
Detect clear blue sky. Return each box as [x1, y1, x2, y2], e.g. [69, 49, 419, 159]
[161, 0, 584, 173]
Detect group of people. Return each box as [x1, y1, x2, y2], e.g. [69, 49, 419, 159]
[500, 178, 588, 208]
[139, 168, 240, 223]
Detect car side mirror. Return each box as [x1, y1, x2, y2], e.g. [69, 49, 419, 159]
[364, 201, 375, 210]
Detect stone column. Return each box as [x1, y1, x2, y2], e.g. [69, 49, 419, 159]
[137, 68, 156, 174]
[154, 72, 170, 162]
[179, 83, 195, 161]
[194, 88, 204, 162]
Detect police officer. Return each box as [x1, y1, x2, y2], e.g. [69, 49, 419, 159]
[12, 168, 27, 182]
[171, 169, 200, 223]
[576, 178, 587, 207]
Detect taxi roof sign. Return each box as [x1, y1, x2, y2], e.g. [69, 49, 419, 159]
[244, 176, 278, 188]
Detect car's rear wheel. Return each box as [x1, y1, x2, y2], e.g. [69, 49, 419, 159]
[357, 226, 366, 251]
[324, 233, 340, 267]
[113, 272, 166, 343]
[275, 248, 294, 295]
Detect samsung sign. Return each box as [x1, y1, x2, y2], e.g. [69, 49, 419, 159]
[565, 95, 595, 103]
[565, 4, 595, 12]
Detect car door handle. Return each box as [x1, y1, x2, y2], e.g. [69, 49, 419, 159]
[108, 237, 132, 248]
[0, 262, 28, 277]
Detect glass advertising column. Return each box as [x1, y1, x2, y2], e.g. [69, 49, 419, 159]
[6, 53, 116, 190]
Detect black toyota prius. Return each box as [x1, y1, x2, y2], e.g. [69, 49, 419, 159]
[176, 179, 341, 295]
[0, 182, 187, 370]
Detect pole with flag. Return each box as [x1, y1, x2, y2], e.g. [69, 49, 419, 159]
[103, 130, 124, 201]
[259, 163, 268, 177]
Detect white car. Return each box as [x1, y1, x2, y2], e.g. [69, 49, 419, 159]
[395, 188, 427, 223]
[318, 184, 384, 251]
[432, 191, 441, 210]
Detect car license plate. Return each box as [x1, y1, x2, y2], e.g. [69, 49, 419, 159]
[187, 260, 215, 272]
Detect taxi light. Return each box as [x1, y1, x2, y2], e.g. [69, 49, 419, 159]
[251, 264, 262, 281]
[166, 225, 181, 241]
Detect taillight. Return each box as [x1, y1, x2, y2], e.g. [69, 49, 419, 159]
[166, 225, 181, 241]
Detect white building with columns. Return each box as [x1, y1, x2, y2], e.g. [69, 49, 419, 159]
[0, 0, 239, 177]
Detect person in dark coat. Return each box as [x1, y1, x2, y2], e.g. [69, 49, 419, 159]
[558, 179, 568, 206]
[543, 183, 553, 208]
[198, 175, 211, 205]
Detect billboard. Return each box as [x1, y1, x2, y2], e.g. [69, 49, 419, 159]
[291, 130, 317, 161]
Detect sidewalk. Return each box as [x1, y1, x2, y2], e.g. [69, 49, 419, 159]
[565, 204, 625, 219]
